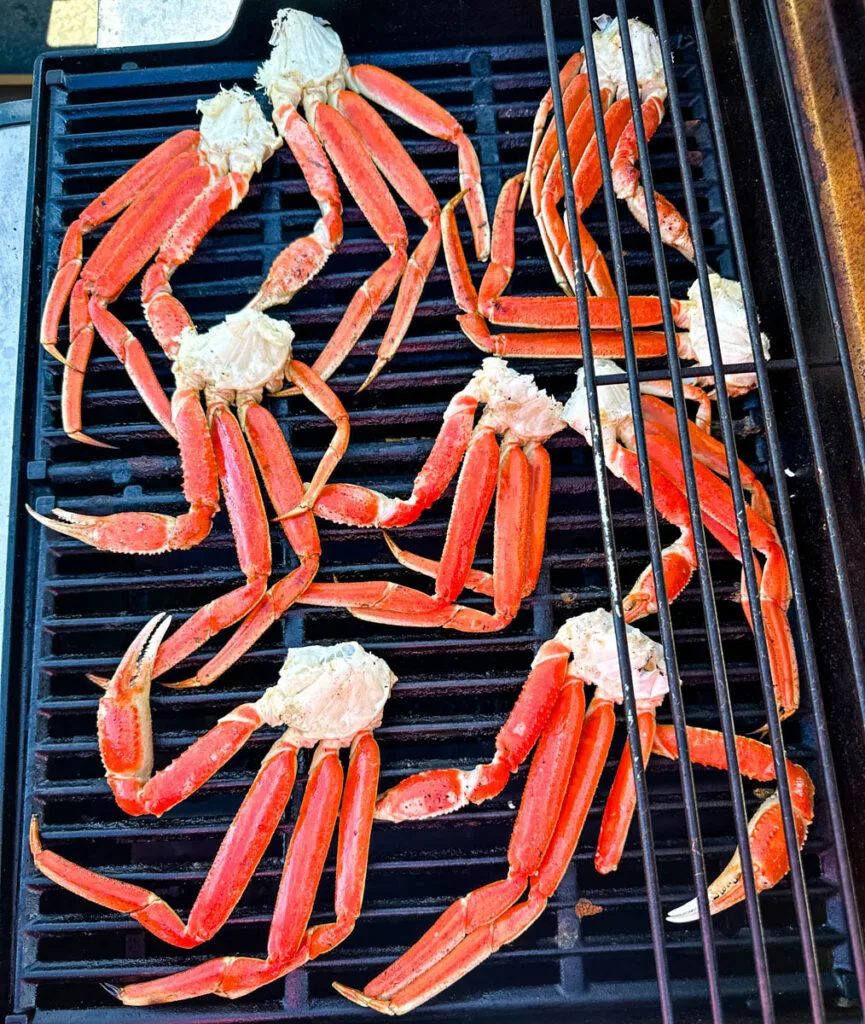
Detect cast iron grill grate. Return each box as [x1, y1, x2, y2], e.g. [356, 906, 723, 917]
[4, 4, 864, 1023]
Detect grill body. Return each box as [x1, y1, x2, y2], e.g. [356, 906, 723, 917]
[2, 1, 865, 1021]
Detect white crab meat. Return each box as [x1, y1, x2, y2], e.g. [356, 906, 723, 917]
[680, 274, 770, 394]
[254, 641, 396, 747]
[175, 309, 294, 401]
[557, 608, 668, 707]
[256, 8, 348, 112]
[197, 86, 281, 179]
[468, 357, 566, 444]
[563, 358, 632, 454]
[592, 15, 667, 103]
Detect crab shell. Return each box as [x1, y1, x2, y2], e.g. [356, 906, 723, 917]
[254, 642, 397, 747]
[256, 8, 349, 112]
[197, 86, 281, 179]
[562, 357, 631, 454]
[557, 608, 669, 707]
[683, 274, 770, 394]
[592, 15, 667, 103]
[174, 309, 295, 404]
[467, 357, 567, 444]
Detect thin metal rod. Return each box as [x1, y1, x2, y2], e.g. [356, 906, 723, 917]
[568, 13, 723, 1023]
[539, 3, 674, 1020]
[724, 0, 865, 733]
[618, 3, 825, 1018]
[676, 0, 865, 1006]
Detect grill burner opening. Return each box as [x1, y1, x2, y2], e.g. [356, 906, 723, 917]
[5, 1, 865, 1021]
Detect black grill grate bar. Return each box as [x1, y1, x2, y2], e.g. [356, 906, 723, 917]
[603, 0, 825, 1018]
[683, 0, 865, 1003]
[540, 3, 677, 1018]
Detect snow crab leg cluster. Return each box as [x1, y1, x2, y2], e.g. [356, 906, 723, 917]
[339, 611, 813, 1014]
[27, 6, 815, 1016]
[32, 622, 395, 1004]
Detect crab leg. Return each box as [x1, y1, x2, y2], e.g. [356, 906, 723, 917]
[143, 171, 253, 360]
[347, 62, 489, 260]
[61, 156, 213, 443]
[383, 438, 552, 601]
[301, 100, 408, 386]
[249, 104, 343, 309]
[336, 673, 585, 1014]
[150, 404, 271, 679]
[168, 403, 320, 690]
[654, 725, 814, 920]
[376, 639, 573, 822]
[521, 51, 586, 204]
[594, 708, 657, 873]
[611, 97, 694, 261]
[543, 97, 633, 296]
[60, 281, 103, 446]
[313, 390, 479, 529]
[644, 426, 797, 718]
[28, 384, 219, 554]
[115, 741, 349, 1005]
[40, 129, 200, 363]
[30, 731, 297, 949]
[441, 189, 668, 359]
[335, 89, 443, 390]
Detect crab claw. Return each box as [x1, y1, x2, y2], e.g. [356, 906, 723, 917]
[654, 725, 814, 923]
[25, 505, 210, 555]
[109, 613, 173, 699]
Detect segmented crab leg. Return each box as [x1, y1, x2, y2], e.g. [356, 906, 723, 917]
[644, 426, 797, 719]
[376, 640, 572, 822]
[543, 97, 632, 297]
[336, 673, 585, 1015]
[249, 104, 343, 310]
[654, 725, 814, 921]
[441, 187, 669, 360]
[382, 438, 552, 602]
[30, 727, 297, 949]
[334, 89, 443, 391]
[114, 737, 378, 1005]
[63, 155, 214, 444]
[521, 51, 585, 205]
[143, 170, 253, 358]
[27, 384, 220, 554]
[40, 129, 199, 363]
[611, 97, 694, 261]
[150, 404, 271, 679]
[168, 403, 320, 690]
[347, 62, 489, 260]
[300, 99, 408, 385]
[312, 389, 479, 529]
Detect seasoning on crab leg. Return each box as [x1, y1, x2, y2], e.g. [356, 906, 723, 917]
[564, 360, 798, 719]
[31, 628, 394, 1004]
[44, 88, 281, 445]
[255, 9, 488, 389]
[444, 181, 769, 397]
[301, 358, 565, 631]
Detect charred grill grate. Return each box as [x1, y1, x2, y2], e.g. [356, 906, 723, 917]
[3, 2, 864, 1022]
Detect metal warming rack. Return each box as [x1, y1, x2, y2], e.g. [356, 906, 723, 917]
[2, 0, 864, 1021]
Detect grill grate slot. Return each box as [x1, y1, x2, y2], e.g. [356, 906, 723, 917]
[4, 5, 864, 1024]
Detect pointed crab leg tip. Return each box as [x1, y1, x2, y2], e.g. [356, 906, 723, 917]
[357, 361, 387, 393]
[29, 816, 42, 853]
[86, 673, 110, 689]
[667, 897, 701, 924]
[274, 503, 311, 522]
[443, 188, 470, 214]
[382, 531, 401, 557]
[100, 983, 123, 1001]
[161, 677, 203, 690]
[271, 385, 302, 398]
[68, 431, 116, 449]
[332, 982, 395, 1014]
